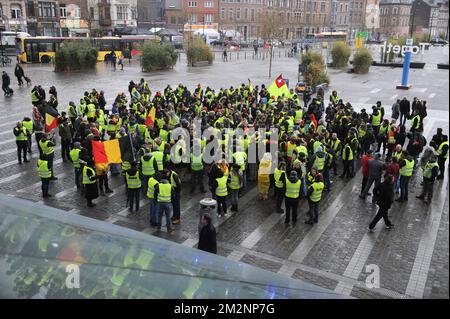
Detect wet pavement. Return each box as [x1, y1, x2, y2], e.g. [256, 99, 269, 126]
[0, 47, 448, 299]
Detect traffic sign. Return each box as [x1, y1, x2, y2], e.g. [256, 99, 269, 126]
[356, 31, 369, 40]
[355, 37, 363, 48]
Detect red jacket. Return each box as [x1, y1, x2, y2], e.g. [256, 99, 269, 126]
[387, 162, 400, 183]
[361, 154, 373, 177]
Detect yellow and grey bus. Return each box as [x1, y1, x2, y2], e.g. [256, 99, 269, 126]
[16, 35, 159, 63]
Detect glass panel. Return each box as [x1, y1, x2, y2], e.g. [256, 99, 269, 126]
[0, 194, 343, 299]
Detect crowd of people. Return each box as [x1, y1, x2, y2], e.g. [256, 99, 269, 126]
[12, 78, 449, 252]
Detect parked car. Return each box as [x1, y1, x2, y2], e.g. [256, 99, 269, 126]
[237, 40, 250, 48]
[210, 40, 224, 46]
[430, 38, 448, 46]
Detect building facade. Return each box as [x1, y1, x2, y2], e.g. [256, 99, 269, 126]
[58, 0, 90, 36]
[164, 0, 183, 31]
[87, 0, 137, 35]
[365, 0, 379, 32]
[219, 0, 264, 40]
[335, 0, 351, 31]
[378, 0, 412, 36]
[0, 0, 28, 32]
[137, 0, 165, 30]
[183, 0, 219, 26]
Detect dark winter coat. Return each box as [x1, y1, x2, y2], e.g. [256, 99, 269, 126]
[373, 179, 394, 210]
[198, 223, 217, 254]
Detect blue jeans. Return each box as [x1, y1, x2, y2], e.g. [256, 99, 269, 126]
[149, 199, 158, 224]
[399, 175, 411, 201]
[301, 177, 307, 197]
[323, 169, 331, 190]
[158, 202, 173, 228]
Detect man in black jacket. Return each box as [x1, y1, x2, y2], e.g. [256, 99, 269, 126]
[399, 97, 410, 127]
[198, 213, 217, 254]
[369, 174, 395, 231]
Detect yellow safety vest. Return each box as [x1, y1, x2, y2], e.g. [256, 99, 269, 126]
[285, 179, 301, 199]
[191, 154, 203, 171]
[437, 141, 449, 159]
[152, 151, 164, 171]
[147, 178, 159, 199]
[399, 159, 414, 177]
[22, 120, 34, 134]
[423, 161, 439, 179]
[287, 142, 296, 158]
[310, 182, 324, 202]
[141, 156, 155, 176]
[157, 183, 172, 203]
[410, 114, 421, 129]
[342, 144, 353, 161]
[82, 166, 96, 184]
[294, 110, 303, 124]
[371, 113, 381, 126]
[215, 176, 228, 197]
[37, 160, 51, 179]
[274, 169, 285, 188]
[121, 161, 131, 172]
[39, 140, 54, 155]
[229, 172, 241, 190]
[233, 151, 247, 171]
[15, 127, 28, 141]
[69, 149, 81, 169]
[313, 155, 326, 171]
[126, 171, 141, 189]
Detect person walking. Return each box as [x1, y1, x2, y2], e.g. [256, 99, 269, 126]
[359, 153, 386, 201]
[368, 174, 395, 232]
[391, 99, 400, 122]
[436, 135, 448, 180]
[361, 150, 374, 192]
[14, 63, 25, 86]
[14, 122, 29, 164]
[284, 170, 302, 225]
[2, 71, 12, 96]
[306, 173, 325, 225]
[155, 178, 174, 232]
[223, 48, 228, 62]
[126, 162, 141, 212]
[83, 160, 98, 207]
[396, 151, 415, 202]
[198, 213, 217, 254]
[37, 157, 52, 198]
[416, 155, 439, 203]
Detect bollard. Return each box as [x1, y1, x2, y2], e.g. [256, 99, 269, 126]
[237, 52, 239, 60]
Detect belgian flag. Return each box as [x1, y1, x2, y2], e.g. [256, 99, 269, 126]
[91, 136, 134, 164]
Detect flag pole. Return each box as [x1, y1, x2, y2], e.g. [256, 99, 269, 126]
[129, 133, 136, 162]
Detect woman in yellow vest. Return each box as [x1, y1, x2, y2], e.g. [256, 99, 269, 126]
[213, 171, 229, 217]
[306, 173, 325, 225]
[82, 160, 98, 207]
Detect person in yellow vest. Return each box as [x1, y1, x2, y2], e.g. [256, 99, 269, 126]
[147, 172, 162, 227]
[396, 151, 415, 202]
[126, 162, 141, 212]
[370, 106, 382, 136]
[306, 173, 325, 225]
[416, 155, 440, 203]
[39, 134, 57, 179]
[283, 170, 301, 225]
[409, 110, 422, 135]
[155, 178, 174, 232]
[140, 151, 155, 195]
[151, 145, 167, 172]
[190, 144, 206, 194]
[274, 161, 287, 214]
[14, 122, 29, 164]
[37, 157, 52, 197]
[340, 138, 354, 178]
[22, 116, 34, 153]
[436, 136, 448, 180]
[232, 147, 247, 190]
[69, 142, 83, 190]
[213, 171, 228, 217]
[228, 164, 242, 212]
[83, 160, 98, 207]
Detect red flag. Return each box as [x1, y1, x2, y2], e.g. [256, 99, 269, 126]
[309, 114, 318, 131]
[275, 75, 285, 88]
[145, 107, 156, 127]
[45, 113, 58, 132]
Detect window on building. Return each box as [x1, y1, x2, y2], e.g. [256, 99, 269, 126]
[268, 0, 274, 7]
[204, 1, 214, 7]
[251, 8, 255, 21]
[392, 7, 398, 15]
[204, 13, 213, 23]
[228, 8, 234, 20]
[171, 16, 176, 24]
[188, 13, 197, 23]
[236, 8, 241, 20]
[296, 0, 301, 9]
[116, 5, 128, 20]
[244, 8, 248, 20]
[188, 1, 197, 7]
[220, 7, 225, 20]
[38, 2, 56, 17]
[89, 7, 94, 19]
[178, 17, 183, 24]
[11, 4, 22, 19]
[130, 6, 136, 19]
[60, 4, 67, 18]
[294, 11, 300, 22]
[280, 0, 284, 8]
[287, 0, 290, 8]
[320, 2, 325, 12]
[72, 5, 81, 18]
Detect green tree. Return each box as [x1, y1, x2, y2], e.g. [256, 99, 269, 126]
[55, 40, 98, 72]
[331, 41, 351, 67]
[140, 43, 178, 72]
[186, 38, 213, 66]
[353, 48, 373, 74]
[301, 51, 329, 86]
